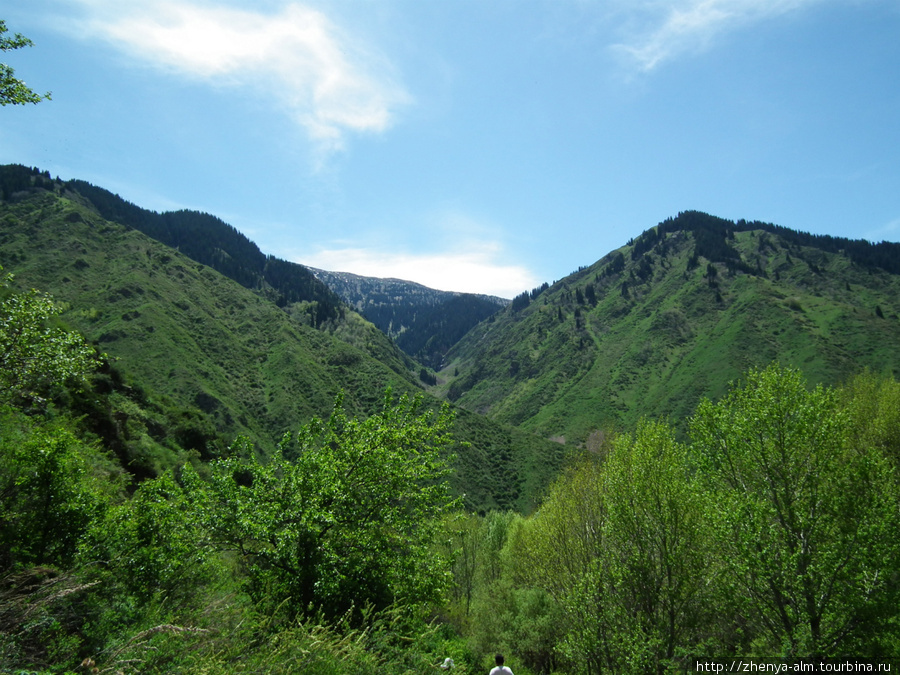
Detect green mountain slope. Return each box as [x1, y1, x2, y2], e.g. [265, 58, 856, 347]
[443, 211, 900, 444]
[0, 184, 564, 512]
[309, 267, 506, 369]
[0, 164, 418, 383]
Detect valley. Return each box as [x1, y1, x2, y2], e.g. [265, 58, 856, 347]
[2, 164, 899, 673]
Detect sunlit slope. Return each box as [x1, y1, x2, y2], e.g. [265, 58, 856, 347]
[0, 189, 564, 511]
[443, 212, 900, 443]
[1, 192, 403, 439]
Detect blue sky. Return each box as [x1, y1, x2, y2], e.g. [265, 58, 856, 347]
[2, 0, 899, 297]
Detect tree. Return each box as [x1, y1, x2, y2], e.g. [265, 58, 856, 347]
[0, 268, 97, 404]
[599, 420, 715, 672]
[516, 423, 716, 674]
[81, 471, 216, 608]
[1, 20, 50, 106]
[511, 457, 610, 674]
[0, 411, 112, 571]
[444, 512, 482, 623]
[183, 391, 459, 620]
[840, 370, 900, 472]
[690, 365, 900, 658]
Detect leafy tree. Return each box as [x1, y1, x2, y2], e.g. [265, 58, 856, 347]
[840, 370, 900, 472]
[183, 391, 459, 620]
[81, 472, 216, 608]
[444, 512, 482, 624]
[0, 410, 113, 570]
[1, 20, 50, 106]
[599, 420, 715, 671]
[514, 423, 716, 674]
[690, 365, 900, 657]
[511, 458, 609, 673]
[0, 268, 97, 404]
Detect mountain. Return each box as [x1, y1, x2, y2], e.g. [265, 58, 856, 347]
[442, 211, 900, 444]
[0, 169, 566, 512]
[0, 164, 420, 382]
[8, 163, 898, 502]
[308, 267, 507, 370]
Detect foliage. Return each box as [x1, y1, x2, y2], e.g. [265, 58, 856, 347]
[840, 369, 900, 472]
[0, 407, 116, 571]
[0, 408, 121, 671]
[443, 512, 482, 625]
[80, 472, 218, 607]
[445, 368, 900, 671]
[598, 420, 714, 669]
[0, 268, 97, 405]
[2, 347, 900, 673]
[0, 388, 472, 673]
[4, 170, 900, 672]
[455, 509, 562, 675]
[506, 423, 714, 673]
[0, 20, 50, 106]
[184, 391, 459, 620]
[690, 365, 900, 658]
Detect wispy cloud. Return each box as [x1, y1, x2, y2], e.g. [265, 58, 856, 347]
[66, 1, 410, 156]
[865, 217, 900, 243]
[612, 0, 830, 71]
[295, 243, 538, 298]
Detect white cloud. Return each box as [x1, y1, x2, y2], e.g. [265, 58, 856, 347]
[295, 243, 538, 298]
[67, 0, 410, 155]
[612, 0, 830, 71]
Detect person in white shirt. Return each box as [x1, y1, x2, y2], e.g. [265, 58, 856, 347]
[489, 653, 513, 675]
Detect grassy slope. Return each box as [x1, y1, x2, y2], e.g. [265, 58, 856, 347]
[443, 227, 900, 443]
[1, 192, 393, 439]
[0, 190, 564, 512]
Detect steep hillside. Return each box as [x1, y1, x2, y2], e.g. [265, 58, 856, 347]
[309, 267, 506, 369]
[443, 211, 900, 444]
[0, 164, 418, 382]
[0, 187, 565, 512]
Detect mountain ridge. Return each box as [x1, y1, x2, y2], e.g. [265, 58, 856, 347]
[0, 164, 425, 382]
[308, 266, 507, 369]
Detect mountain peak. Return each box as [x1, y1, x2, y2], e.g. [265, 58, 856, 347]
[442, 217, 900, 444]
